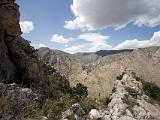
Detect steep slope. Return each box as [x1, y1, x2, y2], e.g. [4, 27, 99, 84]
[38, 46, 160, 100]
[88, 69, 160, 120]
[61, 69, 160, 120]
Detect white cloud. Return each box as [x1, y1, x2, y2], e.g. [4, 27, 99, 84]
[20, 21, 34, 33]
[50, 34, 71, 44]
[65, 0, 160, 30]
[64, 33, 112, 54]
[64, 31, 160, 53]
[78, 33, 110, 43]
[114, 31, 160, 50]
[64, 45, 84, 54]
[31, 43, 47, 49]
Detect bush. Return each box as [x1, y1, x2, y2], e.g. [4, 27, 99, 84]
[99, 97, 111, 107]
[42, 94, 72, 120]
[21, 100, 41, 118]
[143, 81, 160, 102]
[80, 98, 97, 113]
[71, 83, 88, 101]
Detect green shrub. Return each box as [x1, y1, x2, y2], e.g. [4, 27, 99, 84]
[99, 97, 111, 107]
[71, 83, 88, 101]
[21, 100, 41, 118]
[42, 94, 72, 120]
[80, 98, 97, 113]
[143, 81, 160, 102]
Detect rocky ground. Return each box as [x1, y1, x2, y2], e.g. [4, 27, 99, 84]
[88, 69, 160, 120]
[61, 69, 160, 120]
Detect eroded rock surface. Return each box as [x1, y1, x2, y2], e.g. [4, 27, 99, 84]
[88, 70, 160, 120]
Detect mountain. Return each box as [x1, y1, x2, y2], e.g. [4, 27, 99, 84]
[38, 46, 160, 100]
[0, 0, 160, 119]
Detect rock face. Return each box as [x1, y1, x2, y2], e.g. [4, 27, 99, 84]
[0, 0, 20, 84]
[38, 46, 160, 100]
[0, 0, 21, 36]
[0, 0, 72, 119]
[88, 69, 160, 120]
[0, 0, 50, 89]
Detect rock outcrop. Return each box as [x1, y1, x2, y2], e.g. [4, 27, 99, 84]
[0, 0, 20, 84]
[88, 69, 160, 120]
[0, 0, 72, 119]
[0, 0, 68, 90]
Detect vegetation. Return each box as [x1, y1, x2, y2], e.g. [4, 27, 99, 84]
[125, 87, 141, 99]
[21, 100, 41, 118]
[80, 98, 97, 113]
[71, 83, 88, 102]
[143, 81, 160, 102]
[99, 97, 112, 108]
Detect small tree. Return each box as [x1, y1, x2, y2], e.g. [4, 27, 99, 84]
[71, 83, 88, 101]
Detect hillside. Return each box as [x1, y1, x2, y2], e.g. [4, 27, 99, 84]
[38, 46, 160, 99]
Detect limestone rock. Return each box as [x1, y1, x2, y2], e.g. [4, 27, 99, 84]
[87, 69, 160, 120]
[62, 103, 86, 120]
[0, 0, 21, 36]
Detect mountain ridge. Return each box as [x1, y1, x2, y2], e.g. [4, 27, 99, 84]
[37, 46, 160, 99]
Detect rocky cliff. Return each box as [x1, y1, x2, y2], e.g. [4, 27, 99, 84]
[0, 1, 73, 119]
[38, 46, 160, 100]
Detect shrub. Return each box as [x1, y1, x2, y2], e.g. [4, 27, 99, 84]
[80, 98, 97, 113]
[143, 81, 160, 102]
[99, 97, 111, 107]
[71, 83, 88, 101]
[42, 94, 72, 120]
[21, 100, 41, 118]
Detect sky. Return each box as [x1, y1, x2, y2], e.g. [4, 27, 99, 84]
[17, 0, 160, 54]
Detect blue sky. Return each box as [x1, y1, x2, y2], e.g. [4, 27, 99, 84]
[17, 0, 160, 53]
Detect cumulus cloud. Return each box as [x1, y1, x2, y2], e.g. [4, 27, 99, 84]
[64, 31, 160, 53]
[65, 0, 160, 30]
[20, 21, 34, 33]
[114, 31, 160, 50]
[64, 33, 111, 54]
[64, 45, 84, 54]
[78, 33, 110, 43]
[50, 34, 72, 44]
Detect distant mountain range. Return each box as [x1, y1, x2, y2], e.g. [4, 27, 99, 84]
[38, 46, 160, 99]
